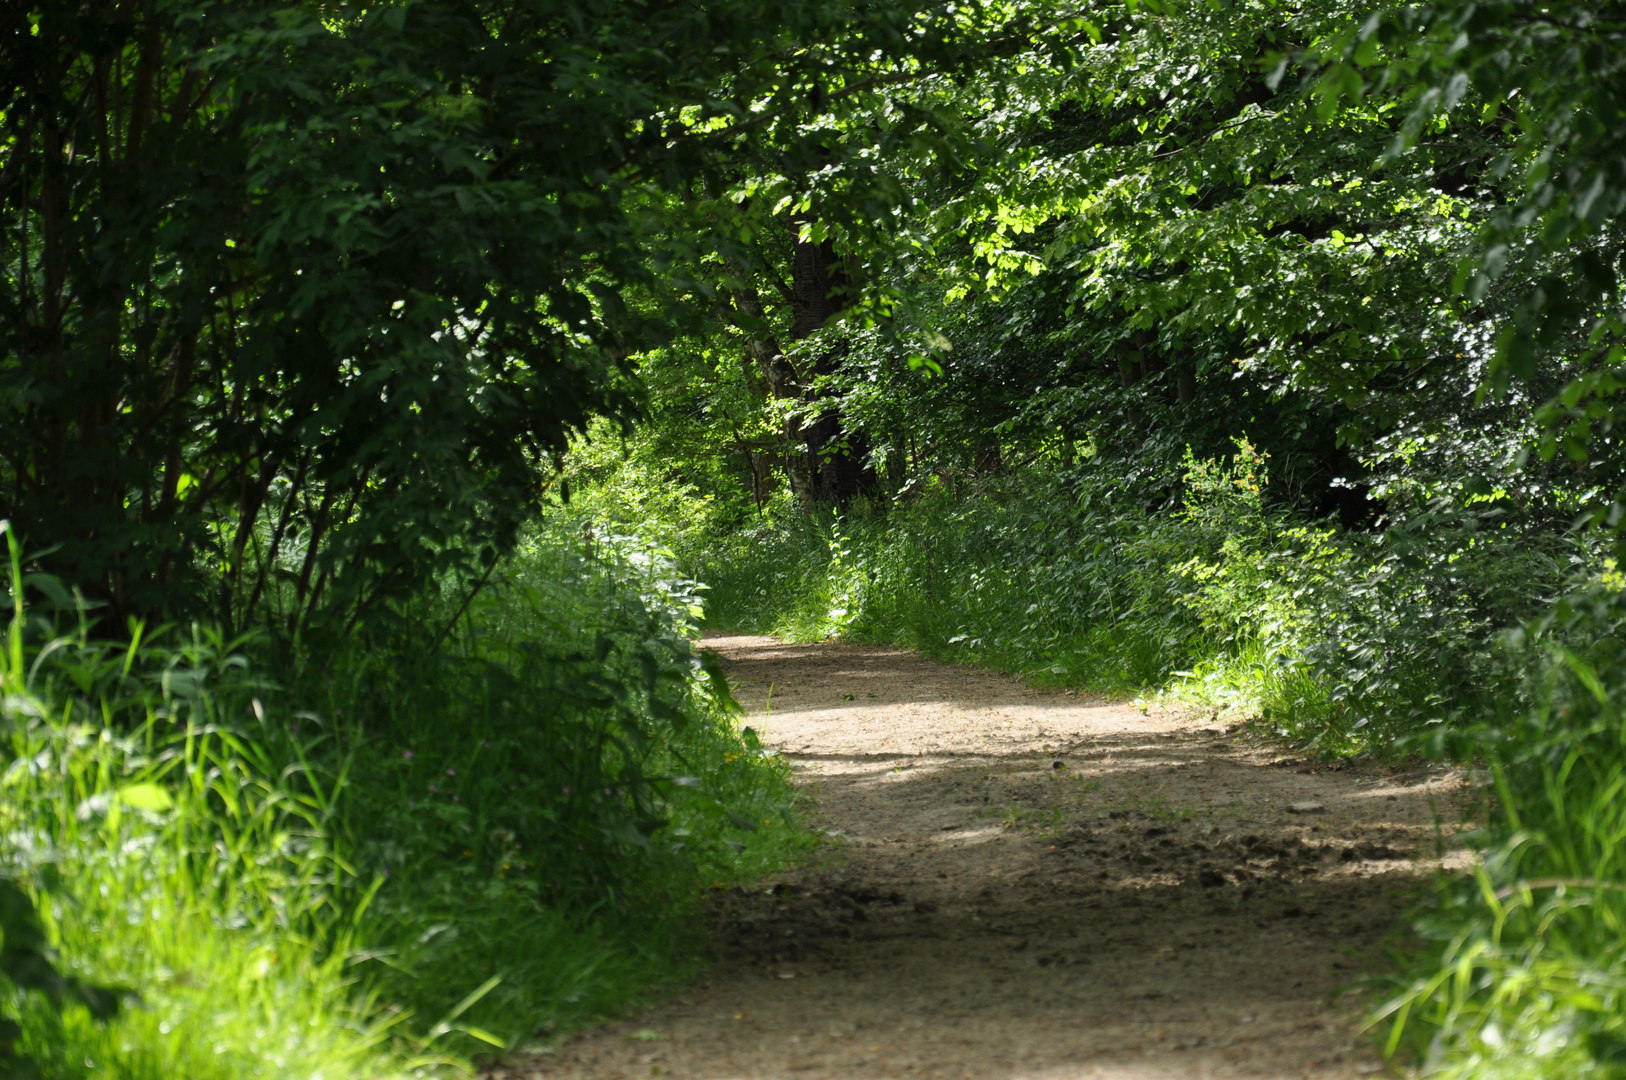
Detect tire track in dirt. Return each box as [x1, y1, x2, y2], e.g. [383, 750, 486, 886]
[499, 636, 1469, 1080]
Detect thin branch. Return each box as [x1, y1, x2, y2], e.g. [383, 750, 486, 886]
[1151, 110, 1274, 161]
[432, 556, 500, 653]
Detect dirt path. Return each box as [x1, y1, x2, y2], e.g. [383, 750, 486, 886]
[502, 636, 1470, 1080]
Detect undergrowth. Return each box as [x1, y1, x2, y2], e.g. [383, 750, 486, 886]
[1371, 589, 1626, 1078]
[0, 522, 810, 1077]
[569, 435, 1626, 1075]
[574, 438, 1576, 755]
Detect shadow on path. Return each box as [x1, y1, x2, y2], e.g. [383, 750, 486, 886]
[498, 635, 1468, 1080]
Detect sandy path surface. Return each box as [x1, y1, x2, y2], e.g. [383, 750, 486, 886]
[500, 636, 1470, 1080]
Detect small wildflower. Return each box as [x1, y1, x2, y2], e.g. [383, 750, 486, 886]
[428, 784, 439, 793]
[562, 786, 572, 796]
[402, 750, 414, 761]
[452, 794, 461, 803]
[446, 768, 457, 776]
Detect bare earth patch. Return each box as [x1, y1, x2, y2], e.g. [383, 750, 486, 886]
[497, 636, 1471, 1080]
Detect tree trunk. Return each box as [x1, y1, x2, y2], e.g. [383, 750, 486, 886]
[790, 223, 873, 506]
[729, 283, 809, 499]
[1177, 368, 1197, 405]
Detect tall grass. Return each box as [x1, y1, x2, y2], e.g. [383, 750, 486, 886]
[1375, 589, 1626, 1077]
[0, 527, 410, 1079]
[323, 528, 811, 1051]
[627, 446, 1572, 754]
[0, 521, 811, 1076]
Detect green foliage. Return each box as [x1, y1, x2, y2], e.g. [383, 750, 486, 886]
[0, 0, 1052, 631]
[641, 435, 1579, 760]
[0, 518, 808, 1076]
[0, 539, 406, 1078]
[1313, 0, 1626, 535]
[325, 526, 810, 1051]
[0, 880, 125, 1074]
[550, 4, 1626, 1074]
[1373, 588, 1626, 1078]
[14, 0, 1626, 1076]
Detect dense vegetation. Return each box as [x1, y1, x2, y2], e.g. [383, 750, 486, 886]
[6, 0, 1626, 1077]
[568, 2, 1626, 1076]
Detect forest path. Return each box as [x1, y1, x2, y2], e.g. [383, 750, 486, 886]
[502, 635, 1470, 1080]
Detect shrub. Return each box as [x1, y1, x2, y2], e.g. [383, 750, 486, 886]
[1376, 587, 1626, 1077]
[645, 441, 1578, 757]
[326, 528, 809, 1048]
[0, 521, 810, 1076]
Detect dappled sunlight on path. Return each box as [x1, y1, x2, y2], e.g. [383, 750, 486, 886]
[497, 635, 1470, 1080]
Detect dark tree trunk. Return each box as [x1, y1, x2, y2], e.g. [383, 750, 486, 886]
[1117, 354, 1139, 389]
[790, 224, 873, 506]
[1177, 367, 1197, 405]
[729, 282, 809, 499]
[731, 283, 797, 399]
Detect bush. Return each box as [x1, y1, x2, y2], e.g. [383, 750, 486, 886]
[0, 522, 809, 1076]
[0, 539, 401, 1078]
[659, 443, 1576, 757]
[325, 528, 809, 1049]
[1374, 587, 1626, 1078]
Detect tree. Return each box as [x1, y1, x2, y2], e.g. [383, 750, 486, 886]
[0, 0, 1048, 629]
[621, 0, 1604, 536]
[1314, 0, 1626, 537]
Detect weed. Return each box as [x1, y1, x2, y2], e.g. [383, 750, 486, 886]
[1374, 589, 1626, 1077]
